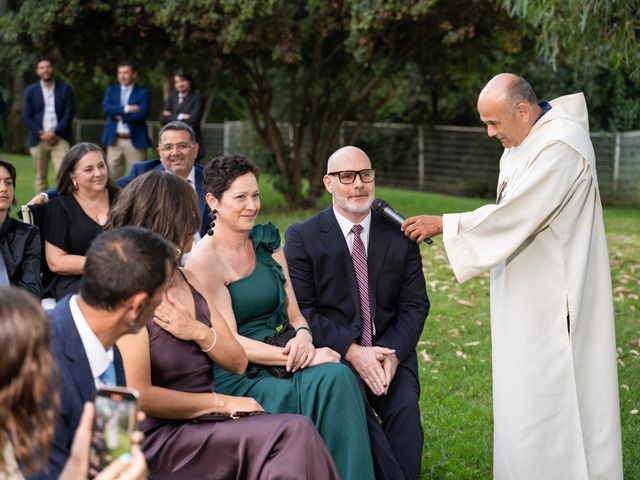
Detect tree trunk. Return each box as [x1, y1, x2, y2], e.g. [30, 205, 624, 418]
[9, 76, 26, 153]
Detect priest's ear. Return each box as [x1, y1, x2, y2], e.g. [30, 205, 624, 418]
[515, 102, 532, 122]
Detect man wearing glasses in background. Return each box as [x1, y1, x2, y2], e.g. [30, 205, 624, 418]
[284, 146, 430, 480]
[31, 121, 210, 239]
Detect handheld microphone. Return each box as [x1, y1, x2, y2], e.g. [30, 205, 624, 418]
[371, 199, 433, 244]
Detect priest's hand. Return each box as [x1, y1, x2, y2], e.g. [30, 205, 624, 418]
[346, 344, 396, 396]
[402, 215, 443, 243]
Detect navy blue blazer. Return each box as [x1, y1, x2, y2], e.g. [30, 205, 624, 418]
[101, 84, 151, 149]
[22, 80, 75, 147]
[284, 208, 429, 375]
[46, 159, 210, 237]
[30, 296, 126, 480]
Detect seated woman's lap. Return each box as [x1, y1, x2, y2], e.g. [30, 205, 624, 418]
[145, 414, 338, 480]
[214, 362, 360, 414]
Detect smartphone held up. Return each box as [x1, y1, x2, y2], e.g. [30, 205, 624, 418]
[89, 387, 139, 477]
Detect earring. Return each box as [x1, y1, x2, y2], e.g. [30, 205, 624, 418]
[175, 247, 182, 259]
[207, 208, 217, 236]
[72, 181, 78, 190]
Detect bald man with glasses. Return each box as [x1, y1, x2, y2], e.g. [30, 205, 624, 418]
[284, 146, 430, 480]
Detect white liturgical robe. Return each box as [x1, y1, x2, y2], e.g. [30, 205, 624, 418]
[442, 93, 623, 479]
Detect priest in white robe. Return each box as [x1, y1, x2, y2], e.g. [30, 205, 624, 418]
[403, 73, 623, 480]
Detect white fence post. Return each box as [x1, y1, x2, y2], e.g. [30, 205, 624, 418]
[613, 133, 621, 193]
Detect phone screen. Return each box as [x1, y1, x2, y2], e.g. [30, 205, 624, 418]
[89, 387, 139, 476]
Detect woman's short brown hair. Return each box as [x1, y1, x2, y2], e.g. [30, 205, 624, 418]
[107, 170, 200, 254]
[0, 288, 58, 473]
[203, 154, 260, 200]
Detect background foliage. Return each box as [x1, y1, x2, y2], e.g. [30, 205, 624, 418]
[1, 0, 638, 206]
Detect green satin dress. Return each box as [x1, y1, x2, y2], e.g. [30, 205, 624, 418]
[214, 223, 375, 480]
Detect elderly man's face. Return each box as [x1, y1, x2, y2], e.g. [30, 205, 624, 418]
[158, 129, 198, 179]
[324, 149, 375, 222]
[478, 97, 531, 148]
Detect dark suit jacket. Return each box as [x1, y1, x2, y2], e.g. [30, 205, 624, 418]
[0, 217, 43, 297]
[101, 84, 151, 149]
[30, 296, 126, 480]
[45, 159, 210, 237]
[22, 80, 75, 147]
[284, 208, 429, 375]
[159, 90, 206, 157]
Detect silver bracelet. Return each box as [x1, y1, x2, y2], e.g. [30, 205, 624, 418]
[201, 327, 218, 353]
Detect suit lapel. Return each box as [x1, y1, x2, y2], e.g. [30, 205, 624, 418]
[114, 346, 126, 387]
[59, 302, 96, 403]
[320, 209, 362, 324]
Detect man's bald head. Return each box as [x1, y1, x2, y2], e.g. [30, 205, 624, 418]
[477, 73, 541, 148]
[327, 146, 370, 173]
[479, 73, 537, 108]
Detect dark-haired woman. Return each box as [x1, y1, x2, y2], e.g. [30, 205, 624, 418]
[0, 159, 42, 297]
[110, 170, 339, 479]
[43, 143, 118, 300]
[186, 155, 375, 480]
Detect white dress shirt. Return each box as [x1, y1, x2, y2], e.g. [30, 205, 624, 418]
[40, 80, 58, 132]
[333, 207, 372, 254]
[69, 295, 115, 389]
[117, 84, 133, 134]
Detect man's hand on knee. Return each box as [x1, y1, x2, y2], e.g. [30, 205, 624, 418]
[345, 344, 395, 396]
[381, 353, 399, 395]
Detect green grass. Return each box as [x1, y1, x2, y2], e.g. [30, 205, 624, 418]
[258, 179, 639, 480]
[3, 152, 638, 478]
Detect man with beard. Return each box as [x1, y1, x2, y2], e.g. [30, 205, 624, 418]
[31, 121, 211, 239]
[284, 146, 430, 480]
[29, 227, 174, 479]
[23, 56, 75, 192]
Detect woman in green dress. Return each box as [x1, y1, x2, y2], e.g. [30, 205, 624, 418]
[186, 154, 375, 480]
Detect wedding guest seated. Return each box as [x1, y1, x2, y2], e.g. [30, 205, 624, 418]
[0, 159, 42, 296]
[0, 287, 147, 480]
[43, 143, 119, 300]
[186, 155, 374, 480]
[109, 170, 339, 479]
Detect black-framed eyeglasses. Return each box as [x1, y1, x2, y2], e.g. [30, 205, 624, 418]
[327, 169, 376, 184]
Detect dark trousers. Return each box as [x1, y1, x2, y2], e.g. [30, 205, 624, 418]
[349, 361, 424, 480]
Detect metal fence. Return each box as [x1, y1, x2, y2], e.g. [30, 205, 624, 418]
[74, 119, 640, 206]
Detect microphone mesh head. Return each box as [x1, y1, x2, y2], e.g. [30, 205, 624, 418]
[371, 198, 387, 213]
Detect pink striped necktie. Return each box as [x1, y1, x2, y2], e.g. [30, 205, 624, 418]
[351, 224, 373, 347]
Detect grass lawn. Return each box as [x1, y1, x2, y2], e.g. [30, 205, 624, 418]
[3, 151, 638, 478]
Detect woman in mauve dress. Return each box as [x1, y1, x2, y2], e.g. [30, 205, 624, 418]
[110, 170, 338, 480]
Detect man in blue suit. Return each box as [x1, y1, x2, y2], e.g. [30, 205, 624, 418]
[284, 146, 430, 480]
[28, 226, 174, 479]
[102, 60, 151, 177]
[32, 121, 211, 239]
[22, 56, 75, 192]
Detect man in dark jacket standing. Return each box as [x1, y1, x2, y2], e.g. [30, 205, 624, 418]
[22, 56, 75, 192]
